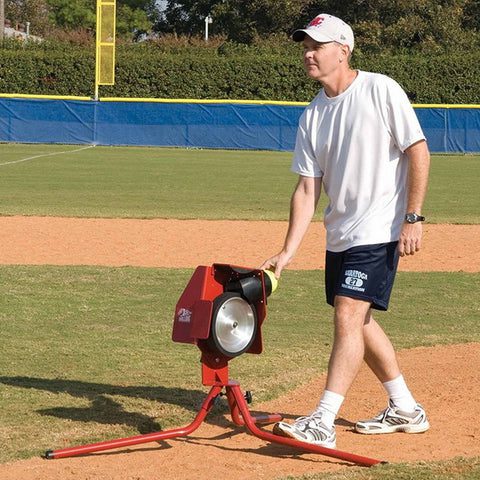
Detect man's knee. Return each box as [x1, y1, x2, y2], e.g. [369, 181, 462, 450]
[333, 295, 372, 332]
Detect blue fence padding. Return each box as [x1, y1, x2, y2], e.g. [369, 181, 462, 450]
[95, 101, 300, 150]
[0, 98, 479, 153]
[414, 108, 480, 153]
[0, 98, 94, 144]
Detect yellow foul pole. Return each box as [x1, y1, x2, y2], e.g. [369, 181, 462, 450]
[95, 0, 116, 99]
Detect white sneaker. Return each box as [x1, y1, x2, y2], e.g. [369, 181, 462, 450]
[355, 400, 430, 434]
[273, 411, 336, 448]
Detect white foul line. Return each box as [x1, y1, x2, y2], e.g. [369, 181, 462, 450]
[0, 144, 95, 167]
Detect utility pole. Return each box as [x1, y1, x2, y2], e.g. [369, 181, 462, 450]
[0, 0, 5, 41]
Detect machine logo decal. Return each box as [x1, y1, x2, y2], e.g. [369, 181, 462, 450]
[177, 308, 192, 323]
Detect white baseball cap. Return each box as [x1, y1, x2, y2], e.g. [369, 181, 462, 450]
[292, 14, 354, 52]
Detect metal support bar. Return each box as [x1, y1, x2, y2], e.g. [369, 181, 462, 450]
[225, 385, 282, 427]
[45, 385, 223, 459]
[227, 384, 384, 467]
[45, 381, 384, 466]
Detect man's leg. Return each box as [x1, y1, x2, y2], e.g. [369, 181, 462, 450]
[362, 314, 401, 383]
[325, 295, 372, 395]
[363, 314, 417, 410]
[355, 314, 430, 434]
[273, 294, 370, 447]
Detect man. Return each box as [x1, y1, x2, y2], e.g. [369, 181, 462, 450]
[261, 14, 430, 449]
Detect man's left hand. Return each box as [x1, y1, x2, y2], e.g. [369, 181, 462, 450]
[398, 222, 423, 256]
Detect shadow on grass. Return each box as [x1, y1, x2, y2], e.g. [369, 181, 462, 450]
[0, 376, 229, 433]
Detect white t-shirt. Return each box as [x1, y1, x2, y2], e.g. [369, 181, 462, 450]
[291, 70, 425, 252]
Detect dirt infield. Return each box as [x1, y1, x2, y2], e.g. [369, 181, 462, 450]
[0, 216, 479, 271]
[1, 217, 479, 480]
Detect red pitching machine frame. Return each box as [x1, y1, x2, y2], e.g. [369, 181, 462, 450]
[45, 264, 384, 467]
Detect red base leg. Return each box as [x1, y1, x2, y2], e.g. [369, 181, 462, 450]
[45, 381, 385, 466]
[225, 381, 283, 426]
[225, 383, 384, 467]
[44, 385, 223, 459]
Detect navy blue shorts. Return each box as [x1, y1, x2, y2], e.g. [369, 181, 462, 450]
[325, 242, 399, 311]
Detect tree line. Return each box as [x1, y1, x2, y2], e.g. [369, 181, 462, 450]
[4, 0, 156, 39]
[3, 0, 480, 53]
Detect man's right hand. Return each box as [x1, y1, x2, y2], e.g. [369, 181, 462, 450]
[260, 251, 293, 279]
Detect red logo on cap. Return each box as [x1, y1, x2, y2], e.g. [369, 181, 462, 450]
[308, 16, 325, 28]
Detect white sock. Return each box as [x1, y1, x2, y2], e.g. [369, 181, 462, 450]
[315, 390, 344, 429]
[383, 375, 417, 412]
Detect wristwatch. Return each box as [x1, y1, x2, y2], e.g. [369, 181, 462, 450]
[405, 212, 425, 224]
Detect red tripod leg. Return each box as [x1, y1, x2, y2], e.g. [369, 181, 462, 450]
[227, 384, 385, 467]
[45, 385, 223, 460]
[225, 384, 282, 426]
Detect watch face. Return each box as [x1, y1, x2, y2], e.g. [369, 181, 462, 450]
[405, 213, 425, 223]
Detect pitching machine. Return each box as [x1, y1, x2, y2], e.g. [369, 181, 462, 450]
[45, 264, 383, 466]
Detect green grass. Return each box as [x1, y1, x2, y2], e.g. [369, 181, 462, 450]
[0, 144, 294, 220]
[280, 457, 480, 480]
[0, 266, 479, 463]
[0, 144, 478, 222]
[0, 143, 478, 478]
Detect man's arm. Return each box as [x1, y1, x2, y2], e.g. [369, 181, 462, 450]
[398, 140, 431, 256]
[261, 175, 322, 277]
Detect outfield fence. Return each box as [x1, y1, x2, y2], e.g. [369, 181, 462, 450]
[0, 95, 479, 153]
